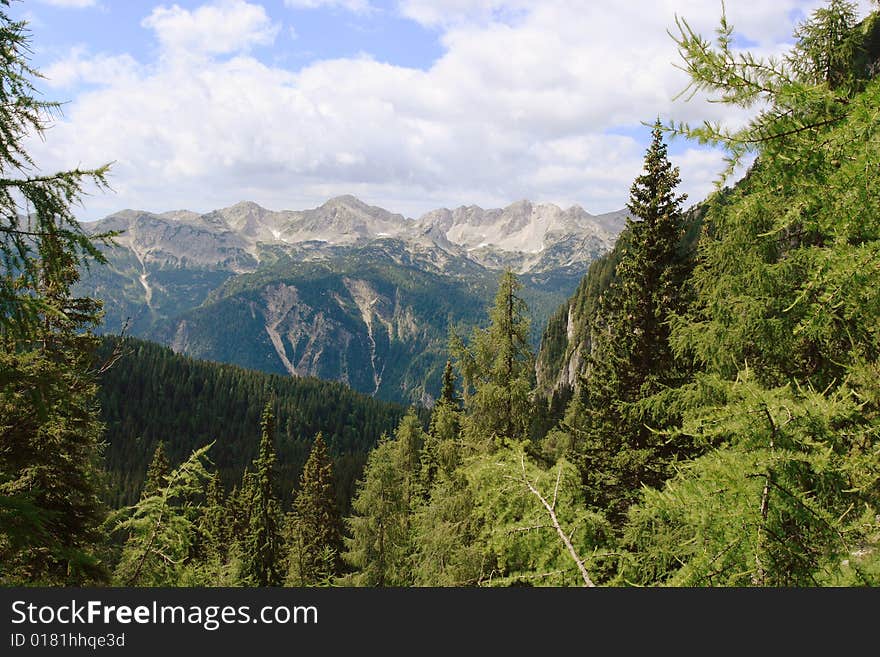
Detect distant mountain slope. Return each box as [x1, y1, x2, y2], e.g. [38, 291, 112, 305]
[95, 336, 414, 514]
[78, 195, 627, 403]
[150, 255, 498, 404]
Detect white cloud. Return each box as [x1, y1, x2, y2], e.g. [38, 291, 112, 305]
[43, 47, 139, 89]
[37, 0, 97, 8]
[142, 0, 280, 57]
[398, 0, 530, 27]
[28, 0, 877, 220]
[284, 0, 373, 13]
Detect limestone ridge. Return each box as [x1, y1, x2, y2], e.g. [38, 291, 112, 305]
[85, 195, 627, 276]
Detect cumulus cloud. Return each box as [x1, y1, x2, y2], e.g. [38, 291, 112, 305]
[27, 0, 876, 220]
[43, 48, 140, 89]
[142, 0, 280, 57]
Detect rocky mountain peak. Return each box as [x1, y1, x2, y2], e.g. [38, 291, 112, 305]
[159, 209, 202, 222]
[84, 195, 628, 275]
[321, 194, 371, 210]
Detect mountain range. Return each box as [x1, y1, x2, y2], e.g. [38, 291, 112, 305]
[77, 195, 627, 404]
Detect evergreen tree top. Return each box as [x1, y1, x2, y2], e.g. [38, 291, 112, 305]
[142, 441, 171, 500]
[626, 121, 687, 226]
[440, 359, 460, 407]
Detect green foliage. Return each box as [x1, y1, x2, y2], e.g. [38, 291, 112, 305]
[451, 270, 535, 446]
[95, 335, 411, 513]
[666, 1, 867, 183]
[670, 74, 880, 387]
[439, 359, 460, 407]
[621, 374, 879, 586]
[788, 0, 863, 89]
[616, 0, 880, 586]
[535, 203, 704, 400]
[462, 447, 610, 587]
[0, 1, 113, 587]
[0, 338, 110, 585]
[142, 442, 170, 500]
[561, 124, 695, 527]
[341, 437, 411, 586]
[411, 470, 486, 586]
[194, 472, 231, 565]
[412, 445, 611, 587]
[341, 409, 425, 586]
[111, 444, 213, 586]
[240, 403, 284, 586]
[286, 433, 343, 586]
[420, 397, 461, 492]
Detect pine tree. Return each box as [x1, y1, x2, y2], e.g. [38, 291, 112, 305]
[567, 122, 692, 526]
[142, 442, 170, 499]
[286, 433, 342, 586]
[0, 2, 113, 586]
[611, 120, 688, 386]
[197, 471, 230, 561]
[240, 402, 284, 586]
[451, 270, 534, 447]
[112, 444, 213, 586]
[421, 366, 462, 492]
[342, 410, 424, 586]
[226, 479, 250, 542]
[182, 470, 240, 586]
[0, 241, 111, 585]
[439, 360, 460, 407]
[342, 437, 405, 586]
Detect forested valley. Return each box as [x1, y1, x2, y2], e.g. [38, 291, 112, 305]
[2, 0, 879, 587]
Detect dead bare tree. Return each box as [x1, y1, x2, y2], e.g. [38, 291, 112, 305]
[516, 453, 596, 587]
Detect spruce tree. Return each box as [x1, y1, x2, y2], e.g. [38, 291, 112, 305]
[421, 365, 462, 492]
[226, 479, 250, 542]
[183, 470, 240, 586]
[142, 442, 170, 499]
[451, 270, 534, 447]
[0, 238, 110, 585]
[196, 471, 230, 562]
[568, 122, 691, 526]
[240, 402, 284, 586]
[439, 359, 460, 407]
[286, 433, 343, 586]
[612, 120, 688, 386]
[342, 437, 405, 586]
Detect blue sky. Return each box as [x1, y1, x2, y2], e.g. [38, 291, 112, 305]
[20, 1, 445, 72]
[11, 0, 876, 220]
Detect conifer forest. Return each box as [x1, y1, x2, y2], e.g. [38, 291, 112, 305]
[1, 0, 879, 587]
